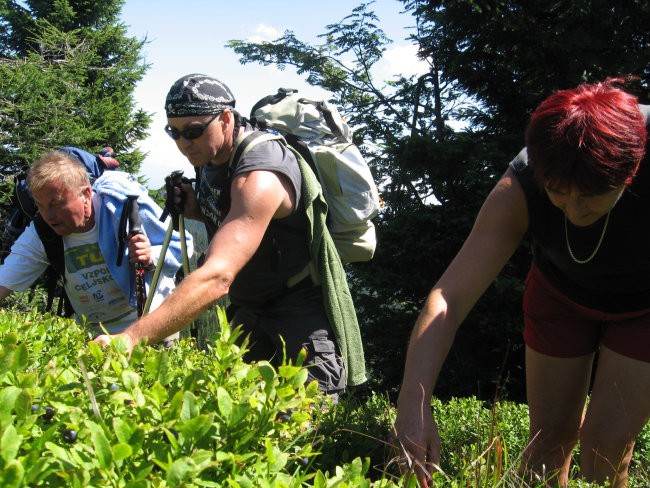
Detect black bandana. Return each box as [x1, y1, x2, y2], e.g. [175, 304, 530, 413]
[165, 74, 236, 117]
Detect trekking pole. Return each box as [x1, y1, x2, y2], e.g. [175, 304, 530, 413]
[142, 170, 191, 315]
[142, 219, 173, 316]
[178, 212, 190, 277]
[160, 170, 190, 276]
[126, 195, 147, 318]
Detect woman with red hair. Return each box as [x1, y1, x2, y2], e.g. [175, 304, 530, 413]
[394, 79, 650, 488]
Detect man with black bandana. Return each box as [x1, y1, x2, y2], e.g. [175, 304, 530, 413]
[95, 74, 367, 400]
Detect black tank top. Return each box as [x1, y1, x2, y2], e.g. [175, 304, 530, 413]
[511, 105, 650, 312]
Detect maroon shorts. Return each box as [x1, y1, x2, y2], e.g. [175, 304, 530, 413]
[523, 265, 650, 363]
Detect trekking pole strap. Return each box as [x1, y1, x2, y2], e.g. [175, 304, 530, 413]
[124, 195, 147, 318]
[178, 215, 190, 277]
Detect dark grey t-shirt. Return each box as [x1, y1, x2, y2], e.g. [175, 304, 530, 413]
[197, 127, 313, 309]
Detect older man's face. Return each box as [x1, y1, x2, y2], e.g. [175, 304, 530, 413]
[32, 180, 93, 235]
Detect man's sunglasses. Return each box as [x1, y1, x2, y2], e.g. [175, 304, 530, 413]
[164, 112, 221, 140]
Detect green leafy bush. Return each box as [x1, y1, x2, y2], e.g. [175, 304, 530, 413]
[0, 309, 395, 487]
[312, 392, 397, 480]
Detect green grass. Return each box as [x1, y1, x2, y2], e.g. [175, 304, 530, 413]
[312, 393, 649, 487]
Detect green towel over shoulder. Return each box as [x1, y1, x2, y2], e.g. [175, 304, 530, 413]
[297, 155, 367, 387]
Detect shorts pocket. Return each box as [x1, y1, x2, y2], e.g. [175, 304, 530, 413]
[308, 337, 346, 393]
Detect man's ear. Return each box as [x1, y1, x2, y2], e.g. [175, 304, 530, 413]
[220, 109, 233, 124]
[82, 185, 92, 201]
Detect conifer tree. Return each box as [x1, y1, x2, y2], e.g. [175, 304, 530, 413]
[0, 0, 150, 180]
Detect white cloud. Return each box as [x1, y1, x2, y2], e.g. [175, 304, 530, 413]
[378, 43, 429, 78]
[248, 24, 282, 43]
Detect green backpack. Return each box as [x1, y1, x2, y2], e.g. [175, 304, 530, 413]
[238, 88, 380, 263]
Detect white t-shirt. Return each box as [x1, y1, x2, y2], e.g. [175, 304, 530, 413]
[0, 222, 136, 334]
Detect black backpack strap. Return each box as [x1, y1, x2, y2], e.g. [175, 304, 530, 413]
[228, 130, 283, 170]
[116, 197, 131, 266]
[34, 215, 64, 275]
[54, 277, 74, 318]
[33, 215, 70, 315]
[230, 131, 263, 167]
[249, 88, 298, 121]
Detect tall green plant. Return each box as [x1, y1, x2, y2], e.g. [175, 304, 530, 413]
[0, 0, 151, 176]
[0, 309, 396, 486]
[0, 309, 648, 486]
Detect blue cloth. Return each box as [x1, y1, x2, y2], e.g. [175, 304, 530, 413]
[92, 171, 192, 309]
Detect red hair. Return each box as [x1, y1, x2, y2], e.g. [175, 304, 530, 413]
[525, 78, 647, 194]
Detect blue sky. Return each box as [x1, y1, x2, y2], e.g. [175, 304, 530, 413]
[119, 0, 425, 188]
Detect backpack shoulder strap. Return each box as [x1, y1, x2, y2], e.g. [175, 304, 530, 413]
[33, 215, 72, 316]
[228, 130, 285, 169]
[34, 215, 64, 275]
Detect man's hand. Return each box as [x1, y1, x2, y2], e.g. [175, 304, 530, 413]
[177, 182, 203, 221]
[93, 332, 136, 354]
[128, 233, 153, 268]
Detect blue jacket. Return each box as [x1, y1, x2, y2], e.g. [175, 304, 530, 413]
[92, 171, 191, 309]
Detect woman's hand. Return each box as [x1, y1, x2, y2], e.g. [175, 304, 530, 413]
[393, 399, 441, 487]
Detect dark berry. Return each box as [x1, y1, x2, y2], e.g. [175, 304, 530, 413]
[162, 428, 179, 443]
[275, 409, 294, 422]
[63, 430, 78, 443]
[276, 413, 291, 422]
[42, 406, 55, 422]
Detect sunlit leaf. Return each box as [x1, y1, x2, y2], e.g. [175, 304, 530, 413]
[121, 370, 141, 390]
[1, 425, 21, 462]
[14, 389, 32, 420]
[0, 459, 25, 488]
[180, 390, 198, 422]
[86, 420, 113, 469]
[166, 457, 194, 488]
[112, 442, 132, 461]
[12, 343, 28, 371]
[112, 417, 133, 444]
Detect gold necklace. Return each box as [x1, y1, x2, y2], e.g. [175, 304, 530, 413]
[564, 211, 611, 264]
